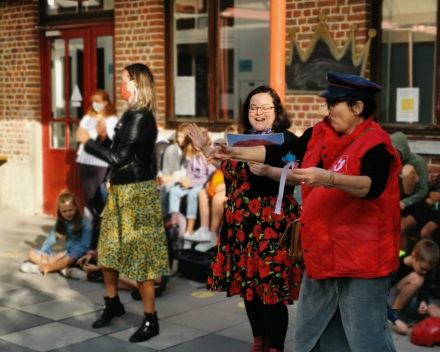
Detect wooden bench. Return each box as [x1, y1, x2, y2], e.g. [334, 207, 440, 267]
[0, 155, 7, 164]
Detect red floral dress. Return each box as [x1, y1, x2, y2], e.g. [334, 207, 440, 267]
[207, 160, 303, 305]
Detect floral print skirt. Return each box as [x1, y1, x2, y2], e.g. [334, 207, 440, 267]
[98, 180, 170, 282]
[208, 182, 303, 305]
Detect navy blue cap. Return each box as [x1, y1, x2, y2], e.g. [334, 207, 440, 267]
[319, 72, 382, 99]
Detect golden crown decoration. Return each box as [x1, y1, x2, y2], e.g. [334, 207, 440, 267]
[285, 12, 377, 93]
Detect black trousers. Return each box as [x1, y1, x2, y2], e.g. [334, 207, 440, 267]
[78, 163, 108, 205]
[244, 296, 289, 350]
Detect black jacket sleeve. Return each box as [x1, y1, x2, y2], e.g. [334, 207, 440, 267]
[264, 127, 313, 168]
[84, 110, 152, 169]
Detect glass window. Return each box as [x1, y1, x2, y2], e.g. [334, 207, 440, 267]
[51, 38, 65, 119]
[69, 123, 79, 150]
[174, 0, 209, 118]
[218, 0, 270, 120]
[45, 0, 114, 16]
[97, 36, 114, 102]
[68, 38, 84, 119]
[50, 122, 66, 149]
[381, 0, 437, 124]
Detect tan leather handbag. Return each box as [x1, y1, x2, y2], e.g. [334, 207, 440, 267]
[280, 219, 303, 261]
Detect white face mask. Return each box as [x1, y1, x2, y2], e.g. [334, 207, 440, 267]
[93, 102, 104, 112]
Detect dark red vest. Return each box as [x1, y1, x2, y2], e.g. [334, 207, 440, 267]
[300, 117, 401, 279]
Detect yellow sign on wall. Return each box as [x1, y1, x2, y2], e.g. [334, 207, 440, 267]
[401, 98, 414, 112]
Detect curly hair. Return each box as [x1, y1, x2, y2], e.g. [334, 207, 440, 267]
[239, 86, 290, 133]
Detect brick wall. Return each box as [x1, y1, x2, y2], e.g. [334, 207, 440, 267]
[427, 157, 440, 185]
[114, 0, 166, 122]
[285, 0, 371, 135]
[0, 0, 40, 162]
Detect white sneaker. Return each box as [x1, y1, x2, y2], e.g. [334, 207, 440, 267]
[20, 262, 41, 275]
[61, 267, 87, 281]
[183, 240, 193, 249]
[195, 232, 218, 252]
[185, 227, 211, 242]
[195, 238, 218, 252]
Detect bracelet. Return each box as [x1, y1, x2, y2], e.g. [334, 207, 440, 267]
[40, 260, 48, 264]
[323, 170, 335, 189]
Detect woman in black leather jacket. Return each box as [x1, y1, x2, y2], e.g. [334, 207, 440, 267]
[77, 63, 169, 343]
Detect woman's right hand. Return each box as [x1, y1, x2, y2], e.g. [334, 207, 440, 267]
[206, 144, 233, 164]
[188, 124, 208, 149]
[77, 254, 92, 267]
[96, 118, 106, 137]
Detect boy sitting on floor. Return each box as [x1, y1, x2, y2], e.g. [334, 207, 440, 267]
[388, 239, 440, 335]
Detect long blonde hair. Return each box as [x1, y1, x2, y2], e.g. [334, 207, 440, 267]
[55, 189, 83, 235]
[124, 63, 157, 114]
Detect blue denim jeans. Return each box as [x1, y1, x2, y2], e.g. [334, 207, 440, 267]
[294, 273, 396, 352]
[168, 184, 203, 219]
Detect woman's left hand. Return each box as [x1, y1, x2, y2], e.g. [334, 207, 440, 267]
[189, 124, 208, 149]
[76, 127, 91, 144]
[248, 162, 272, 177]
[291, 167, 333, 187]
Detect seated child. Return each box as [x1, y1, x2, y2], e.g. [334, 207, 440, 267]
[168, 129, 216, 235]
[188, 124, 243, 251]
[388, 239, 440, 335]
[157, 123, 189, 216]
[20, 190, 92, 277]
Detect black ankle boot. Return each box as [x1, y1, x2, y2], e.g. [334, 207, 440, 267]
[129, 312, 159, 343]
[92, 295, 125, 328]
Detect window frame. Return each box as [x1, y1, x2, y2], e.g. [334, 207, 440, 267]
[371, 0, 440, 136]
[165, 0, 241, 131]
[38, 0, 114, 27]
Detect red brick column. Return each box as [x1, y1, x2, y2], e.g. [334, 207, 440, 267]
[114, 0, 166, 122]
[285, 0, 371, 135]
[0, 0, 40, 161]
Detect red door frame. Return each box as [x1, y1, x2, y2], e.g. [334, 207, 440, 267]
[41, 25, 114, 215]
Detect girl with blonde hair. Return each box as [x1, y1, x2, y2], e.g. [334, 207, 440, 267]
[20, 190, 92, 278]
[168, 127, 216, 236]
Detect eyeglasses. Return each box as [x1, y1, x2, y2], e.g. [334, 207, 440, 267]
[325, 98, 347, 109]
[249, 104, 274, 113]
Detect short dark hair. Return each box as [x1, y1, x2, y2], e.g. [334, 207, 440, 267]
[240, 86, 290, 132]
[345, 96, 376, 119]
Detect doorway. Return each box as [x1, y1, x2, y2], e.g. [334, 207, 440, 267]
[41, 26, 114, 215]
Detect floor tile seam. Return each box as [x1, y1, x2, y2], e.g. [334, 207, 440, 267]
[0, 279, 54, 297]
[44, 335, 105, 352]
[212, 320, 254, 335]
[0, 337, 40, 352]
[7, 305, 56, 319]
[158, 332, 216, 351]
[156, 319, 214, 334]
[11, 294, 100, 311]
[0, 321, 55, 338]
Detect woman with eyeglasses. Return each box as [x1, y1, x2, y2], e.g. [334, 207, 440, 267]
[206, 72, 401, 352]
[189, 86, 303, 352]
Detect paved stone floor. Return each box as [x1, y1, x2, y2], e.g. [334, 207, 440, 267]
[0, 211, 436, 351]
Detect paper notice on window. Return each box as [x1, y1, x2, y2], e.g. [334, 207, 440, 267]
[396, 88, 419, 123]
[175, 76, 195, 116]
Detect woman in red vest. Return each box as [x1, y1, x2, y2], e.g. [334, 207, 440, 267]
[206, 72, 401, 352]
